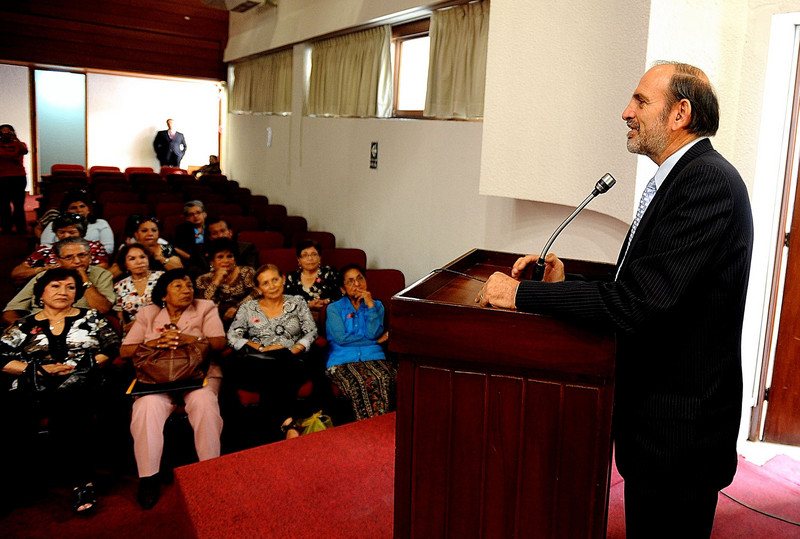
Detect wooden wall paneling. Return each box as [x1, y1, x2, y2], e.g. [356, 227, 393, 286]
[410, 365, 451, 538]
[0, 0, 228, 80]
[516, 379, 563, 537]
[447, 371, 487, 538]
[481, 374, 525, 538]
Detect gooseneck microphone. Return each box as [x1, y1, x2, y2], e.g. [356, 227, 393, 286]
[530, 173, 617, 281]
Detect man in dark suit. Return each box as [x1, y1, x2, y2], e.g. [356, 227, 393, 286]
[153, 118, 187, 167]
[173, 200, 208, 279]
[478, 62, 753, 537]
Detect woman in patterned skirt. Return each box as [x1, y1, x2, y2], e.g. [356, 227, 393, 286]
[325, 264, 395, 421]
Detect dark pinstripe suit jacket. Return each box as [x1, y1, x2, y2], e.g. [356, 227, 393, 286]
[516, 139, 753, 488]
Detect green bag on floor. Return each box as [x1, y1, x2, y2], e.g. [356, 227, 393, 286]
[299, 411, 333, 435]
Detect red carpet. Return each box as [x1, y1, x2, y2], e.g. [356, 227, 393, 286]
[175, 413, 396, 538]
[607, 453, 800, 538]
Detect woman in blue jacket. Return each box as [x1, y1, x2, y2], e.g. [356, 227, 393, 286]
[325, 264, 395, 420]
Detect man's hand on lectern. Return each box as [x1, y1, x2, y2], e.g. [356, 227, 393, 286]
[511, 253, 565, 282]
[476, 272, 519, 309]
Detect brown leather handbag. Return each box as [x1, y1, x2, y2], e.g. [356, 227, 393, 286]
[132, 339, 211, 384]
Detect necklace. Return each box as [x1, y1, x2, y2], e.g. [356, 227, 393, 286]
[132, 271, 150, 282]
[169, 311, 183, 325]
[49, 319, 65, 331]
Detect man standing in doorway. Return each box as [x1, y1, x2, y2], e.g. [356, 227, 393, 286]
[153, 118, 187, 167]
[478, 62, 754, 537]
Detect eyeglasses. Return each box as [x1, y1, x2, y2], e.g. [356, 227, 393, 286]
[58, 252, 91, 261]
[299, 252, 320, 259]
[343, 274, 365, 286]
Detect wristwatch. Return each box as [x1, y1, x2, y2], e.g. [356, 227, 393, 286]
[82, 281, 94, 289]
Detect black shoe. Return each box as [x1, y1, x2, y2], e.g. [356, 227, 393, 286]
[137, 474, 161, 510]
[72, 482, 97, 515]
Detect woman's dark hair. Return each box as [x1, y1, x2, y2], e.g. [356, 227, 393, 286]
[337, 263, 366, 288]
[151, 268, 192, 308]
[125, 214, 160, 239]
[52, 212, 87, 237]
[295, 239, 322, 257]
[59, 189, 97, 224]
[254, 264, 283, 285]
[0, 124, 15, 133]
[205, 238, 239, 263]
[33, 268, 84, 305]
[116, 242, 155, 276]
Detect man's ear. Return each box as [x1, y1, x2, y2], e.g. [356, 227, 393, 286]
[672, 99, 691, 130]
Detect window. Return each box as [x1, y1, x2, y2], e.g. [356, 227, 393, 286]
[392, 19, 430, 118]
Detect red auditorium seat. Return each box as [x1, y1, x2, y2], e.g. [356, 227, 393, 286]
[124, 167, 154, 179]
[161, 215, 184, 241]
[206, 202, 243, 217]
[155, 202, 186, 223]
[365, 269, 406, 307]
[278, 216, 307, 246]
[257, 248, 297, 275]
[291, 231, 335, 250]
[101, 202, 147, 221]
[196, 194, 229, 205]
[144, 192, 183, 214]
[89, 165, 121, 177]
[239, 230, 285, 250]
[160, 166, 188, 177]
[51, 164, 86, 175]
[259, 205, 288, 230]
[90, 173, 127, 188]
[96, 190, 137, 206]
[224, 215, 259, 234]
[325, 248, 367, 271]
[128, 172, 163, 185]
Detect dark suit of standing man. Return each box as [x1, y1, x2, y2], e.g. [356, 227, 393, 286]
[478, 62, 753, 538]
[153, 118, 187, 167]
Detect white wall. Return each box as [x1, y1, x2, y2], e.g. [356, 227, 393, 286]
[0, 64, 32, 191]
[87, 73, 221, 171]
[481, 1, 650, 224]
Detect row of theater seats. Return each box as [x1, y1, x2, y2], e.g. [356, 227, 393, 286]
[34, 167, 409, 309]
[36, 164, 310, 248]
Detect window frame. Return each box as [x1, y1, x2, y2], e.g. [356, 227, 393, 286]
[392, 18, 430, 119]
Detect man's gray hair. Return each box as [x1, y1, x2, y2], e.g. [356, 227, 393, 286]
[53, 237, 90, 257]
[183, 200, 205, 215]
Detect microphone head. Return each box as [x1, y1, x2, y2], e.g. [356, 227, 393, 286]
[595, 173, 616, 194]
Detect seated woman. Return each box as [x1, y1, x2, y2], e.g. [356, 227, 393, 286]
[119, 269, 226, 510]
[325, 264, 394, 421]
[39, 189, 114, 254]
[0, 268, 120, 514]
[226, 264, 317, 436]
[110, 215, 182, 278]
[113, 243, 164, 335]
[284, 240, 341, 313]
[194, 239, 257, 329]
[11, 213, 109, 283]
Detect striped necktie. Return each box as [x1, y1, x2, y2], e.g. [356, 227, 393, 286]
[617, 176, 657, 278]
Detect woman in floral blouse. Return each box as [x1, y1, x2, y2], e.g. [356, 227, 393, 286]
[227, 264, 316, 437]
[195, 239, 257, 329]
[113, 243, 163, 334]
[284, 240, 341, 313]
[0, 268, 120, 514]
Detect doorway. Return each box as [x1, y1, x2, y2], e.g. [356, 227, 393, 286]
[34, 69, 86, 178]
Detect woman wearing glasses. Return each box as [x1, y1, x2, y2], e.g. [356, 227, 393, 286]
[325, 264, 394, 421]
[284, 240, 340, 313]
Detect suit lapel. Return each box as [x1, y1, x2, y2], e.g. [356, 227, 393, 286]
[617, 139, 715, 271]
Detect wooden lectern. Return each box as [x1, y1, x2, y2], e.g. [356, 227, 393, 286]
[390, 249, 616, 538]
